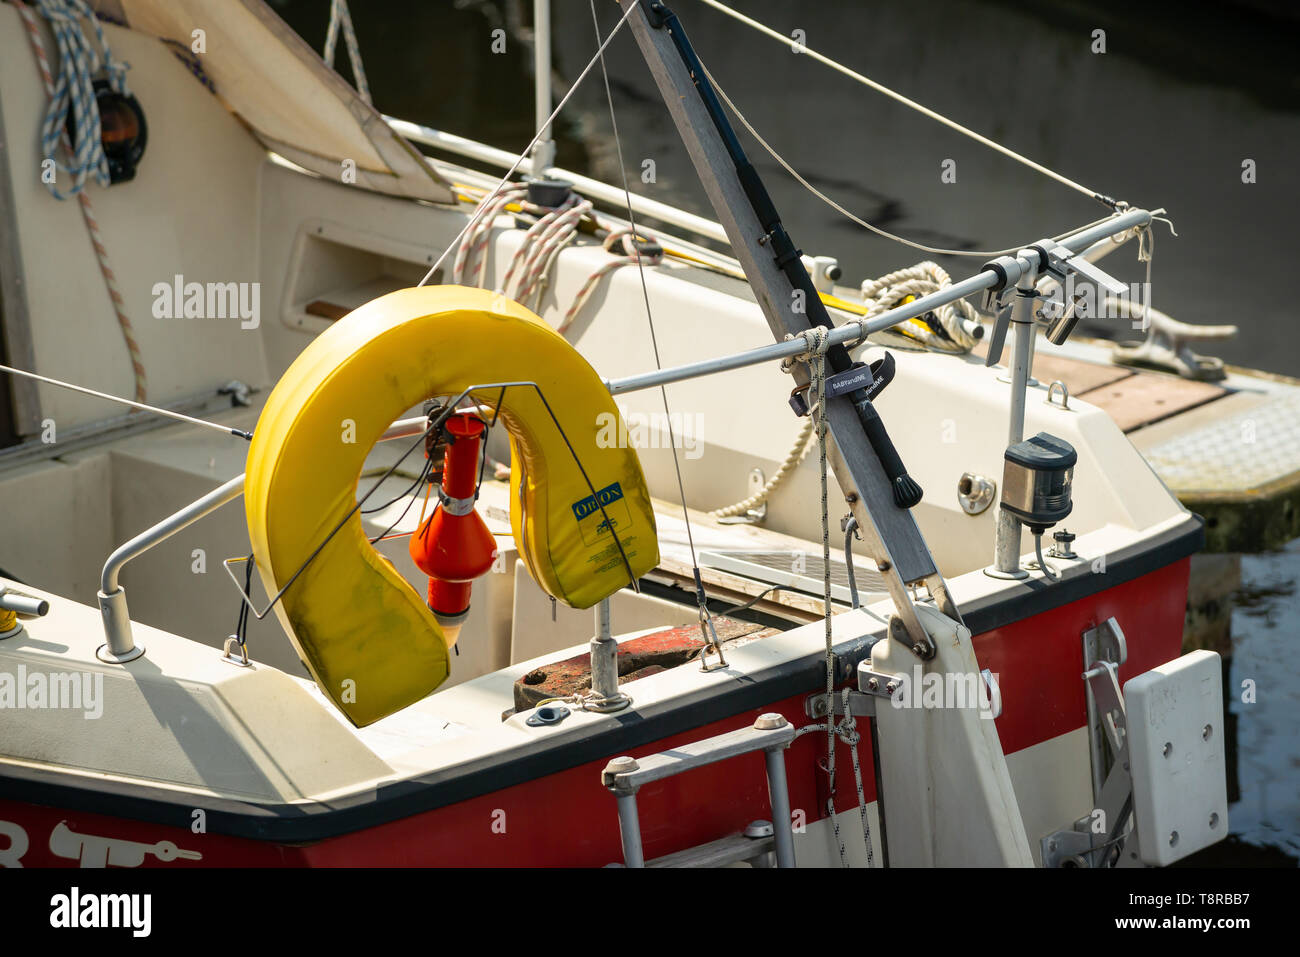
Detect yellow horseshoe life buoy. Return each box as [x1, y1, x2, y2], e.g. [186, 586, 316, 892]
[244, 286, 659, 727]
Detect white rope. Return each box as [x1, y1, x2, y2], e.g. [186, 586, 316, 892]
[791, 703, 877, 866]
[558, 228, 664, 334]
[1136, 223, 1154, 333]
[840, 686, 874, 866]
[513, 200, 592, 303]
[780, 331, 878, 868]
[710, 418, 814, 519]
[696, 0, 1116, 208]
[860, 262, 980, 352]
[781, 327, 852, 866]
[809, 329, 853, 866]
[323, 0, 371, 104]
[709, 259, 975, 520]
[451, 184, 528, 286]
[499, 195, 581, 296]
[703, 61, 1124, 259]
[448, 186, 668, 332]
[416, 0, 639, 287]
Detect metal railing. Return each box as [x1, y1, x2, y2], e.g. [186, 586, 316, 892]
[94, 415, 429, 663]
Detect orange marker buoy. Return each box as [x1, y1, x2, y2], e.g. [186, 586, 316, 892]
[409, 414, 498, 646]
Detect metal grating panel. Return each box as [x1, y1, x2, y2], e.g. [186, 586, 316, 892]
[699, 550, 887, 605]
[1142, 393, 1300, 493]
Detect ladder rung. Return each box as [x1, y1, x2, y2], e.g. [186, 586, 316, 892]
[647, 830, 775, 868]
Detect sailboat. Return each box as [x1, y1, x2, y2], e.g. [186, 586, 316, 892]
[0, 0, 1228, 867]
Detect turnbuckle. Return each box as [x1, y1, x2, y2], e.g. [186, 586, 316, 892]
[697, 607, 728, 672]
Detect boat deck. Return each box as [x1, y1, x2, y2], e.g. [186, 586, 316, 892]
[977, 334, 1300, 552]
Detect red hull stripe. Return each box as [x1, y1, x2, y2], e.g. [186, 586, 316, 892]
[0, 519, 1200, 844]
[0, 553, 1193, 866]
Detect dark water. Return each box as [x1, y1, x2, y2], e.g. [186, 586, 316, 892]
[271, 0, 1299, 865]
[1198, 542, 1300, 865]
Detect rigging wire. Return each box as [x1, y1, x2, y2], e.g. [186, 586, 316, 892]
[416, 0, 639, 288]
[0, 363, 252, 439]
[695, 0, 1119, 209]
[360, 458, 434, 514]
[232, 551, 254, 651]
[368, 458, 434, 543]
[588, 0, 711, 615]
[701, 61, 1123, 259]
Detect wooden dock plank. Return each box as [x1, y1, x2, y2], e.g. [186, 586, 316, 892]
[973, 343, 1137, 396]
[1075, 373, 1227, 433]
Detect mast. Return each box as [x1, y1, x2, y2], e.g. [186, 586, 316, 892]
[531, 0, 556, 175]
[618, 0, 958, 656]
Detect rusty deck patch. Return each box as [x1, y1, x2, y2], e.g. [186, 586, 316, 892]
[513, 617, 776, 712]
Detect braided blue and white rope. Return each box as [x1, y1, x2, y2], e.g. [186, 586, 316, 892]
[32, 0, 130, 200]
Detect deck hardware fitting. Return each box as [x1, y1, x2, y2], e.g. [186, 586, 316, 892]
[806, 666, 902, 721]
[1113, 305, 1236, 382]
[1043, 618, 1136, 868]
[526, 704, 570, 727]
[697, 603, 729, 672]
[957, 473, 996, 515]
[888, 614, 933, 661]
[220, 637, 252, 669]
[1050, 528, 1078, 559]
[980, 668, 1003, 719]
[0, 586, 48, 620]
[587, 597, 633, 713]
[698, 642, 728, 672]
[1042, 657, 1134, 868]
[716, 467, 768, 525]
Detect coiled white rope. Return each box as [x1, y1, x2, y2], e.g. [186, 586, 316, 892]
[498, 195, 585, 299]
[512, 199, 593, 305]
[448, 185, 669, 333]
[709, 259, 978, 520]
[323, 0, 371, 105]
[860, 261, 980, 352]
[452, 184, 528, 286]
[417, 1, 639, 288]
